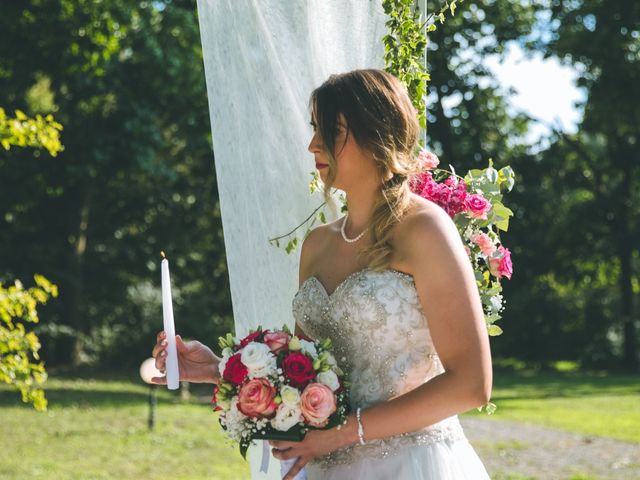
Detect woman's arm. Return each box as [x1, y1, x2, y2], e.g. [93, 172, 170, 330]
[346, 205, 493, 444]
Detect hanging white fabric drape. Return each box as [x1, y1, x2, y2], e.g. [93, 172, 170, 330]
[196, 1, 387, 478]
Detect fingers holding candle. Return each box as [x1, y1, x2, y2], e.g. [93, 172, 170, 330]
[151, 330, 168, 372]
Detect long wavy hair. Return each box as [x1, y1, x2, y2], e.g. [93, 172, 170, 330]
[309, 69, 424, 271]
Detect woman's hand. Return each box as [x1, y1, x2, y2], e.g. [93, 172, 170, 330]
[269, 415, 357, 480]
[151, 330, 221, 384]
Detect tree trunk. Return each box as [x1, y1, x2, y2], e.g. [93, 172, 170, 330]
[614, 146, 638, 371]
[68, 185, 91, 366]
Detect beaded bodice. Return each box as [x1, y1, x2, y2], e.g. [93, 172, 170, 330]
[292, 268, 466, 468]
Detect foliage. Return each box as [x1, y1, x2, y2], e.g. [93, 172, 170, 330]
[0, 0, 232, 368]
[0, 108, 63, 156]
[498, 0, 640, 369]
[0, 105, 63, 411]
[382, 0, 463, 132]
[0, 275, 57, 411]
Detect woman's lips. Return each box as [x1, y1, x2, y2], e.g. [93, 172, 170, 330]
[315, 163, 328, 169]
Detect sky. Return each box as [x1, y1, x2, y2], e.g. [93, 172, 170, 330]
[484, 41, 586, 152]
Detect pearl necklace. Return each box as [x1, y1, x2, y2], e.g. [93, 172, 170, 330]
[341, 212, 369, 243]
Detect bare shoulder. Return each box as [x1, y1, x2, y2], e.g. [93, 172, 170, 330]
[395, 194, 464, 267]
[298, 217, 341, 286]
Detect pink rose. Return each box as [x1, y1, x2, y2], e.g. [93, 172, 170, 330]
[418, 149, 440, 169]
[300, 383, 336, 428]
[263, 331, 291, 354]
[237, 378, 278, 418]
[488, 246, 513, 280]
[471, 232, 496, 256]
[465, 194, 491, 220]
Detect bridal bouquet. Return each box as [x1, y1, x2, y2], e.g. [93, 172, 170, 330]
[211, 325, 351, 462]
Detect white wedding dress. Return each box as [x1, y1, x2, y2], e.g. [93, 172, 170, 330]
[292, 267, 491, 480]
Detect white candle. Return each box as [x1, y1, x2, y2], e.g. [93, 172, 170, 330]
[160, 252, 180, 390]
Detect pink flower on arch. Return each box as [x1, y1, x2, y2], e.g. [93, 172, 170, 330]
[488, 246, 513, 280]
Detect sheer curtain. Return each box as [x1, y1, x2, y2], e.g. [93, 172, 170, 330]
[196, 1, 387, 477]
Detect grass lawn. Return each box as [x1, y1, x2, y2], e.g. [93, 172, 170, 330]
[0, 375, 250, 480]
[462, 370, 640, 444]
[0, 370, 637, 479]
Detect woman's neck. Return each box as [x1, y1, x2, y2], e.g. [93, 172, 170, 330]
[344, 186, 379, 234]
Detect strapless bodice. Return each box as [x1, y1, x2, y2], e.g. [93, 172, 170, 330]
[292, 267, 466, 469]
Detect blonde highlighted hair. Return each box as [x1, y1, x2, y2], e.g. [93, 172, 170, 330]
[309, 69, 424, 271]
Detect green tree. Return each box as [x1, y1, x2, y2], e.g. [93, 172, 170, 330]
[506, 0, 640, 370]
[0, 106, 62, 410]
[0, 275, 57, 411]
[0, 0, 231, 368]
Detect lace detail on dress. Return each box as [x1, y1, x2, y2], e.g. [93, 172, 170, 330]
[292, 268, 465, 469]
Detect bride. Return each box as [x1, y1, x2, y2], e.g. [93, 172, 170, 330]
[152, 68, 492, 480]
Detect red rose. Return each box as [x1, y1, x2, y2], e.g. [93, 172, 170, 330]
[239, 330, 264, 348]
[223, 353, 248, 385]
[283, 352, 316, 388]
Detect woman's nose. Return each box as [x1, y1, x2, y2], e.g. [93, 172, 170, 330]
[308, 131, 321, 153]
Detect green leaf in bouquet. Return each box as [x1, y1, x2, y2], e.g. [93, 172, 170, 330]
[487, 324, 503, 336]
[239, 439, 250, 460]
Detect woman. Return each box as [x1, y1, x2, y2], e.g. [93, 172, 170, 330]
[152, 69, 492, 479]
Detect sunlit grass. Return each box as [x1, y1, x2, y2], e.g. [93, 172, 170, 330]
[1, 370, 637, 479]
[0, 376, 250, 480]
[462, 371, 640, 443]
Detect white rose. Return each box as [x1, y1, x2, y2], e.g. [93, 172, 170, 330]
[247, 356, 277, 379]
[241, 342, 274, 371]
[280, 385, 301, 407]
[299, 339, 318, 359]
[270, 403, 303, 432]
[316, 370, 340, 392]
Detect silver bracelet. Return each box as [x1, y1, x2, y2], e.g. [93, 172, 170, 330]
[356, 407, 366, 445]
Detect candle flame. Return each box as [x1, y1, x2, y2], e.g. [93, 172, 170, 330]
[160, 251, 166, 259]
